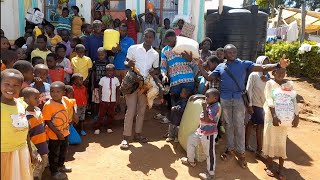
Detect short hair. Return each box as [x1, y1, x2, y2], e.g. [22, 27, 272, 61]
[34, 64, 49, 71]
[1, 69, 24, 84]
[119, 23, 128, 29]
[144, 28, 156, 38]
[12, 60, 34, 74]
[37, 34, 47, 42]
[164, 18, 170, 23]
[81, 23, 91, 31]
[224, 44, 237, 51]
[45, 23, 55, 31]
[71, 37, 82, 44]
[31, 56, 44, 66]
[97, 47, 105, 52]
[125, 9, 132, 13]
[14, 37, 26, 48]
[50, 81, 66, 90]
[71, 6, 79, 12]
[106, 64, 115, 69]
[25, 25, 34, 32]
[65, 85, 74, 93]
[181, 88, 192, 97]
[71, 73, 83, 83]
[75, 44, 85, 51]
[164, 29, 176, 38]
[206, 55, 220, 64]
[206, 88, 220, 98]
[93, 20, 102, 25]
[62, 7, 69, 12]
[1, 50, 17, 65]
[55, 44, 67, 52]
[21, 87, 39, 99]
[216, 48, 224, 52]
[46, 53, 57, 60]
[201, 37, 212, 46]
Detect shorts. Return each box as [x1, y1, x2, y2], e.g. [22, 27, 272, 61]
[250, 106, 265, 125]
[77, 106, 86, 121]
[92, 88, 100, 104]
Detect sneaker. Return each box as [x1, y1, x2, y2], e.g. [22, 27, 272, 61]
[52, 172, 67, 180]
[80, 130, 87, 136]
[107, 129, 113, 133]
[94, 129, 100, 135]
[166, 137, 174, 142]
[199, 172, 214, 180]
[58, 165, 72, 173]
[160, 117, 170, 124]
[154, 113, 166, 120]
[174, 138, 179, 143]
[181, 157, 196, 167]
[120, 140, 129, 150]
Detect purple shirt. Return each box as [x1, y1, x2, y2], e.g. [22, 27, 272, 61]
[60, 40, 72, 57]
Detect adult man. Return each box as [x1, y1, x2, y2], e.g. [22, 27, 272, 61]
[122, 9, 139, 44]
[199, 44, 290, 168]
[138, 12, 160, 49]
[112, 23, 135, 83]
[120, 28, 159, 150]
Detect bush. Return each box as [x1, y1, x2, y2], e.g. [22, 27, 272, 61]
[265, 41, 320, 82]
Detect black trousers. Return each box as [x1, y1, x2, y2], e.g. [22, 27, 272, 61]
[48, 136, 69, 174]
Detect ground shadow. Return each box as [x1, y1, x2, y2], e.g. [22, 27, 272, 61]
[286, 137, 313, 166]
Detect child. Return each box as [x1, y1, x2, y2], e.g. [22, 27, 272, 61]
[42, 81, 75, 180]
[91, 47, 108, 119]
[46, 53, 64, 83]
[1, 69, 33, 180]
[1, 50, 18, 71]
[30, 64, 51, 109]
[65, 85, 74, 98]
[200, 38, 213, 61]
[166, 88, 191, 142]
[203, 56, 221, 94]
[12, 60, 34, 90]
[160, 18, 171, 49]
[71, 6, 83, 37]
[181, 88, 221, 180]
[85, 20, 103, 62]
[31, 56, 45, 66]
[263, 68, 299, 179]
[55, 7, 72, 34]
[22, 87, 49, 180]
[113, 18, 121, 31]
[45, 24, 62, 47]
[65, 85, 79, 125]
[55, 44, 72, 84]
[71, 73, 88, 136]
[215, 48, 225, 63]
[30, 35, 51, 64]
[94, 64, 120, 134]
[16, 48, 27, 60]
[174, 19, 184, 36]
[71, 44, 93, 83]
[80, 23, 92, 43]
[59, 30, 72, 58]
[1, 36, 11, 52]
[69, 37, 82, 60]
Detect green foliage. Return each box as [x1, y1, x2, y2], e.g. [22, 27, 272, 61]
[265, 41, 320, 81]
[256, 0, 319, 10]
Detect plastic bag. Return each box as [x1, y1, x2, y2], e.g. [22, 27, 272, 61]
[172, 36, 200, 60]
[69, 124, 81, 145]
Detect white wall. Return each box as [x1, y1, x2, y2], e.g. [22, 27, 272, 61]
[76, 0, 92, 23]
[0, 0, 20, 40]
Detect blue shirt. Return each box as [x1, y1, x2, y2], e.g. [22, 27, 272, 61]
[85, 34, 103, 62]
[114, 36, 134, 70]
[30, 82, 51, 109]
[210, 59, 254, 100]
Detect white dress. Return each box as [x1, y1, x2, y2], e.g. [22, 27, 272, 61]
[262, 80, 297, 158]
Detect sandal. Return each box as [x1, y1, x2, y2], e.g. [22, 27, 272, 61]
[181, 157, 196, 167]
[220, 150, 232, 161]
[133, 135, 148, 143]
[264, 167, 275, 177]
[120, 140, 129, 150]
[237, 154, 247, 169]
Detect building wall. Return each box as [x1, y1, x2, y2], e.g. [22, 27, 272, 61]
[0, 0, 20, 40]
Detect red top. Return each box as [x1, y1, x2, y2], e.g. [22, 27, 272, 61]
[122, 19, 137, 44]
[72, 85, 88, 106]
[49, 68, 64, 82]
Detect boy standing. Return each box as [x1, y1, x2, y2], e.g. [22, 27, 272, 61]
[30, 35, 51, 64]
[71, 44, 93, 84]
[42, 81, 75, 180]
[181, 88, 221, 180]
[31, 64, 51, 109]
[85, 20, 103, 62]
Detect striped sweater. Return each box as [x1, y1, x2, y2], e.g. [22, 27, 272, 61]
[26, 107, 49, 155]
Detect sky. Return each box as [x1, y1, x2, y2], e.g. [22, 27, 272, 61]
[205, 0, 243, 10]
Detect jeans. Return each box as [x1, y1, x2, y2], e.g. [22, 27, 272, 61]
[221, 98, 246, 154]
[48, 136, 69, 174]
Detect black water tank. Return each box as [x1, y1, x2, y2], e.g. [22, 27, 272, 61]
[206, 7, 268, 61]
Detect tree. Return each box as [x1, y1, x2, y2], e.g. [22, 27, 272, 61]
[256, 0, 320, 10]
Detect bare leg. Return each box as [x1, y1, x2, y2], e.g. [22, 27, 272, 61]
[278, 157, 286, 179]
[245, 121, 253, 151]
[265, 156, 275, 177]
[256, 124, 263, 152]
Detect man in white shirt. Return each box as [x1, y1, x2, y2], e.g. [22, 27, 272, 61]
[120, 28, 159, 150]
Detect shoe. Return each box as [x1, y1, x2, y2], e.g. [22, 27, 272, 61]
[94, 129, 100, 135]
[52, 172, 67, 180]
[80, 130, 87, 136]
[154, 113, 166, 120]
[120, 140, 129, 150]
[181, 157, 196, 167]
[160, 117, 170, 124]
[58, 165, 72, 173]
[199, 172, 214, 180]
[107, 129, 113, 133]
[166, 137, 174, 142]
[174, 138, 179, 143]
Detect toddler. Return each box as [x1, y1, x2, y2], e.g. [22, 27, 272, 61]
[181, 88, 221, 180]
[94, 64, 120, 134]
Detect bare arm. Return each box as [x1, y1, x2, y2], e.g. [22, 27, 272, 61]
[138, 13, 146, 24]
[251, 63, 280, 72]
[47, 121, 64, 140]
[198, 63, 215, 81]
[153, 12, 160, 25]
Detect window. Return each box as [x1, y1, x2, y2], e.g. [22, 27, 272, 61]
[146, 0, 178, 25]
[44, 0, 76, 22]
[93, 0, 126, 21]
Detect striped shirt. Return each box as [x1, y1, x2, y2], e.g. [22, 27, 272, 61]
[26, 107, 49, 155]
[197, 102, 221, 136]
[56, 15, 72, 32]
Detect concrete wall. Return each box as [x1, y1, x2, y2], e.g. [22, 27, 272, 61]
[0, 0, 20, 40]
[76, 0, 92, 23]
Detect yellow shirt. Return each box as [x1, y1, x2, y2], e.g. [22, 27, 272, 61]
[71, 55, 93, 80]
[1, 99, 28, 152]
[72, 16, 83, 37]
[31, 49, 51, 64]
[49, 34, 63, 47]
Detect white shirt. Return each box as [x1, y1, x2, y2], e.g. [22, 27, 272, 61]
[126, 43, 159, 78]
[99, 76, 120, 102]
[246, 72, 267, 108]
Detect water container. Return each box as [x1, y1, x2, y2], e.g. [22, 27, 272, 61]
[103, 29, 120, 50]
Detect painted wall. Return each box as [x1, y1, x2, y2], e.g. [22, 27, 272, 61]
[76, 0, 92, 23]
[0, 0, 20, 40]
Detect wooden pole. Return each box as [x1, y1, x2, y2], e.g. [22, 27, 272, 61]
[300, 1, 306, 43]
[276, 5, 284, 28]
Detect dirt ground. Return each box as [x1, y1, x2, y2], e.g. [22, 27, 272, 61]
[43, 76, 320, 180]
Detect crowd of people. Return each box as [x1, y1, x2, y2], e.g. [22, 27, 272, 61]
[1, 6, 299, 180]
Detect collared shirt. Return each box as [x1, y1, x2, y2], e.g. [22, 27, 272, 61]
[31, 48, 51, 64]
[99, 76, 120, 102]
[59, 41, 72, 57]
[114, 35, 135, 70]
[126, 43, 159, 78]
[84, 34, 103, 62]
[161, 45, 197, 87]
[197, 102, 221, 136]
[210, 59, 255, 100]
[71, 55, 93, 80]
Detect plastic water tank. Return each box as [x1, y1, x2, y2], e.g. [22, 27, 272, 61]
[206, 7, 268, 61]
[103, 29, 120, 50]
